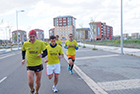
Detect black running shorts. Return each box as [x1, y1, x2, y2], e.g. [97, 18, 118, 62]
[27, 64, 43, 72]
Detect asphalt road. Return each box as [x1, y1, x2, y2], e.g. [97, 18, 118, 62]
[0, 51, 94, 94]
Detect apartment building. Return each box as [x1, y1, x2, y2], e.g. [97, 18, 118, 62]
[12, 30, 27, 43]
[131, 33, 139, 39]
[89, 22, 113, 40]
[123, 33, 129, 39]
[53, 15, 76, 40]
[49, 28, 55, 37]
[33, 29, 44, 41]
[76, 28, 90, 41]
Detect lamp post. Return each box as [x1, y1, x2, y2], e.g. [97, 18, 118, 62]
[16, 10, 24, 50]
[121, 0, 124, 55]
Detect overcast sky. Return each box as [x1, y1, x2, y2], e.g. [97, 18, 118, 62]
[0, 0, 139, 39]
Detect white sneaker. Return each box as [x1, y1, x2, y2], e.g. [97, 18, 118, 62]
[52, 86, 58, 93]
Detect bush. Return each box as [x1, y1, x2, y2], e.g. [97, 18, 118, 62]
[92, 48, 98, 50]
[83, 46, 86, 48]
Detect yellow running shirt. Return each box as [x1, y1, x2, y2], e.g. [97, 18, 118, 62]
[64, 40, 78, 55]
[22, 40, 46, 66]
[44, 42, 48, 46]
[46, 44, 63, 65]
[56, 40, 62, 47]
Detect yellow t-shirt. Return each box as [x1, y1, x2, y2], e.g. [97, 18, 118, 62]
[44, 42, 48, 46]
[56, 40, 62, 47]
[46, 44, 63, 65]
[64, 40, 78, 55]
[22, 40, 46, 66]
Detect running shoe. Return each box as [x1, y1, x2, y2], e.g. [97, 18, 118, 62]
[52, 86, 58, 93]
[68, 65, 71, 71]
[70, 70, 73, 75]
[30, 88, 35, 94]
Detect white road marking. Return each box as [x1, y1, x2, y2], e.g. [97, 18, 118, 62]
[0, 52, 21, 60]
[0, 77, 7, 83]
[64, 54, 108, 94]
[76, 54, 119, 60]
[0, 53, 15, 59]
[76, 50, 92, 52]
[97, 79, 140, 91]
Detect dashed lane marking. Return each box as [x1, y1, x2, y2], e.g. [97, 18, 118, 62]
[0, 77, 7, 83]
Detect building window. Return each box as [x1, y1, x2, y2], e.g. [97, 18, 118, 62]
[59, 18, 62, 20]
[98, 27, 100, 35]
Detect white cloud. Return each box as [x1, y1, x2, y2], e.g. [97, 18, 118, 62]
[0, 0, 140, 40]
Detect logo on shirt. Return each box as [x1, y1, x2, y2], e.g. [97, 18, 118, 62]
[29, 51, 38, 54]
[36, 47, 39, 49]
[50, 53, 57, 55]
[28, 48, 31, 50]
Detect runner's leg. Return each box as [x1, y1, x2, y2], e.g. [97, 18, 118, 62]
[27, 71, 34, 92]
[54, 74, 59, 86]
[35, 71, 42, 93]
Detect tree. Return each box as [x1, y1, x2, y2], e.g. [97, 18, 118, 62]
[89, 18, 96, 48]
[13, 33, 17, 43]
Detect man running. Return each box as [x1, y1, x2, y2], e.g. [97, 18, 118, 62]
[64, 33, 78, 74]
[44, 39, 49, 46]
[44, 35, 64, 93]
[56, 35, 62, 47]
[21, 30, 47, 94]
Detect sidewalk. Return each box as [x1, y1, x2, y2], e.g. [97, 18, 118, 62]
[72, 43, 140, 94]
[78, 42, 140, 57]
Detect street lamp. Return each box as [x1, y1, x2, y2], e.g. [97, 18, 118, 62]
[121, 0, 124, 55]
[16, 10, 24, 50]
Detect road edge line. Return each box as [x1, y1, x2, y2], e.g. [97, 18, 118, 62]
[64, 54, 108, 94]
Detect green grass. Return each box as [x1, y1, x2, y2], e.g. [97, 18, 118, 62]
[85, 39, 140, 49]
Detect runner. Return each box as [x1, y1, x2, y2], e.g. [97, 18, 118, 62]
[64, 33, 78, 74]
[56, 35, 62, 47]
[44, 35, 64, 93]
[44, 39, 49, 46]
[21, 30, 47, 94]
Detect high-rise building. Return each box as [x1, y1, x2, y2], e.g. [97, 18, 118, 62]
[89, 22, 113, 40]
[53, 15, 76, 41]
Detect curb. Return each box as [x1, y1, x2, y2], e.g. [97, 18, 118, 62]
[64, 54, 108, 94]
